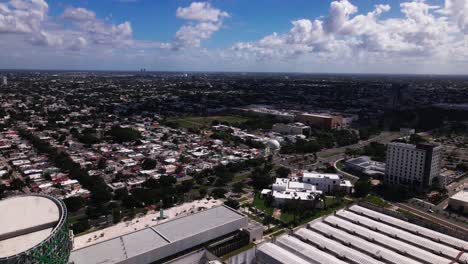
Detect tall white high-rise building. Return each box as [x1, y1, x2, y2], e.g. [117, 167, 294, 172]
[385, 142, 442, 189]
[1, 76, 7, 86]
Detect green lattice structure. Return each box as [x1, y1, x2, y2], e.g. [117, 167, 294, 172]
[0, 195, 71, 264]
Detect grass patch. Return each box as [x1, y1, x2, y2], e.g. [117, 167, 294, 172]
[319, 152, 341, 159]
[271, 229, 287, 237]
[168, 115, 250, 129]
[253, 193, 274, 215]
[295, 198, 352, 226]
[364, 195, 390, 208]
[233, 172, 251, 183]
[244, 212, 263, 223]
[336, 160, 345, 170]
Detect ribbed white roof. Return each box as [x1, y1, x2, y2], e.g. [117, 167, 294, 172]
[349, 205, 468, 251]
[309, 222, 422, 264]
[276, 235, 348, 264]
[324, 216, 451, 264]
[257, 243, 310, 264]
[337, 210, 468, 262]
[295, 228, 385, 264]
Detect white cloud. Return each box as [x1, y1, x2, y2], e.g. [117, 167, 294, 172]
[62, 7, 96, 21]
[172, 2, 229, 49]
[232, 0, 466, 66]
[0, 0, 48, 33]
[440, 0, 468, 33]
[176, 2, 229, 22]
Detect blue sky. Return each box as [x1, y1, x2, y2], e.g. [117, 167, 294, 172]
[0, 0, 466, 73]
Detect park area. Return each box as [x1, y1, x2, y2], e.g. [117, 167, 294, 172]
[251, 193, 352, 226]
[167, 115, 250, 129]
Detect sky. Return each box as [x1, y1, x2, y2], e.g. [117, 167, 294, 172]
[0, 0, 467, 74]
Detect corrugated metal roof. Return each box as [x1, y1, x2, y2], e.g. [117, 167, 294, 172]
[295, 228, 385, 264]
[69, 205, 246, 264]
[349, 205, 468, 251]
[256, 243, 310, 264]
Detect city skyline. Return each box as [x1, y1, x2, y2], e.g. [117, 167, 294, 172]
[0, 0, 467, 74]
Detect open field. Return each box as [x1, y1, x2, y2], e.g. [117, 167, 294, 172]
[168, 115, 250, 129]
[168, 115, 249, 129]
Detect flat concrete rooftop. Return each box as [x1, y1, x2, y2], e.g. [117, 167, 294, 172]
[0, 195, 62, 258]
[69, 205, 247, 264]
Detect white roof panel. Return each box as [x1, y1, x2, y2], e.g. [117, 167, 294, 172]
[295, 228, 385, 264]
[257, 243, 310, 264]
[323, 216, 451, 264]
[337, 210, 468, 262]
[276, 235, 348, 264]
[349, 205, 468, 251]
[309, 221, 422, 264]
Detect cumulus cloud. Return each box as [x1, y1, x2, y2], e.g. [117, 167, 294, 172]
[232, 0, 465, 64]
[440, 0, 468, 33]
[62, 7, 133, 47]
[62, 7, 96, 21]
[172, 2, 229, 50]
[0, 0, 48, 33]
[176, 2, 229, 22]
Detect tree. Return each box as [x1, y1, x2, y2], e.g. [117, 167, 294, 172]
[141, 158, 157, 170]
[409, 134, 427, 144]
[64, 196, 86, 213]
[232, 182, 245, 193]
[112, 208, 122, 223]
[456, 163, 468, 172]
[224, 199, 240, 209]
[199, 187, 208, 198]
[354, 180, 371, 198]
[72, 220, 90, 234]
[211, 188, 226, 199]
[159, 175, 176, 186]
[106, 126, 141, 143]
[97, 158, 107, 170]
[250, 168, 273, 191]
[276, 166, 291, 178]
[10, 178, 25, 190]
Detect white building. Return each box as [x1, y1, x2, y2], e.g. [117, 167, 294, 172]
[272, 122, 310, 135]
[345, 156, 385, 177]
[448, 190, 468, 214]
[385, 142, 443, 189]
[301, 172, 353, 194]
[1, 76, 6, 86]
[262, 178, 323, 206]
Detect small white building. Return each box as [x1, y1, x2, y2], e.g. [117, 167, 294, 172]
[301, 172, 353, 194]
[448, 190, 468, 214]
[262, 178, 323, 206]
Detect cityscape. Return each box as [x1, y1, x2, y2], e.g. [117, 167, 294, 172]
[1, 0, 468, 264]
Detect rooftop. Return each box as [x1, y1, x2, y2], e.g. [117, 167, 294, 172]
[69, 205, 247, 264]
[0, 195, 63, 258]
[451, 190, 468, 203]
[256, 204, 468, 264]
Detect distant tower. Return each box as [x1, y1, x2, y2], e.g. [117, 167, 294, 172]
[1, 76, 6, 86]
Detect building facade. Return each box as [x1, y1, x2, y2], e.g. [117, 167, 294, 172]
[272, 123, 310, 135]
[301, 172, 353, 194]
[1, 76, 6, 86]
[295, 113, 343, 129]
[385, 142, 442, 189]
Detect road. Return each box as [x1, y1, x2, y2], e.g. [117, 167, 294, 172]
[317, 131, 403, 159]
[396, 202, 468, 232]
